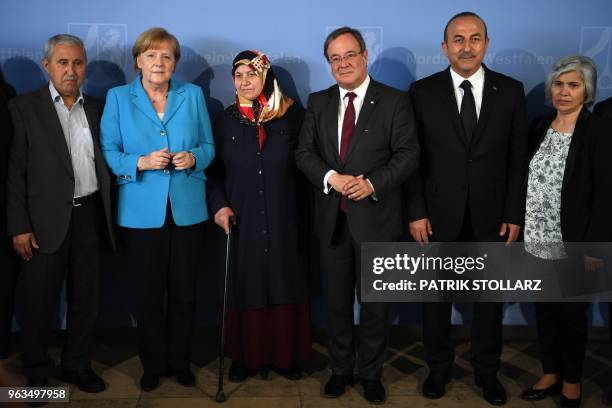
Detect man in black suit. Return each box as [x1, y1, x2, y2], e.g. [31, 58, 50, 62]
[0, 68, 20, 382]
[593, 96, 612, 406]
[594, 97, 612, 119]
[407, 12, 527, 405]
[296, 26, 419, 404]
[7, 34, 114, 392]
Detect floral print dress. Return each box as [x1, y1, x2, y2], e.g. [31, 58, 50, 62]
[524, 127, 573, 260]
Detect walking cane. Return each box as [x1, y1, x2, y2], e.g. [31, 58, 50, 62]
[215, 215, 236, 403]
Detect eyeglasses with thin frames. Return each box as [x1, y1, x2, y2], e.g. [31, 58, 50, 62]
[328, 51, 362, 65]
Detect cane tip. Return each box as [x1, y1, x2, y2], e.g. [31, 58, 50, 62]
[215, 391, 227, 403]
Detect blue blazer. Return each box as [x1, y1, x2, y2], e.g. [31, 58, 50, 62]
[100, 77, 215, 228]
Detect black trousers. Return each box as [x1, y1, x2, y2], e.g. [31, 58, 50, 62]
[609, 302, 612, 346]
[423, 302, 503, 378]
[122, 209, 205, 376]
[423, 207, 503, 379]
[321, 212, 388, 380]
[0, 234, 19, 359]
[534, 302, 589, 384]
[21, 194, 102, 379]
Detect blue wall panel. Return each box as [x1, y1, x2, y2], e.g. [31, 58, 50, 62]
[2, 0, 612, 327]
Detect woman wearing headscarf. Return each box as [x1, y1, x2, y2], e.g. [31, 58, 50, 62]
[520, 56, 612, 408]
[207, 50, 311, 381]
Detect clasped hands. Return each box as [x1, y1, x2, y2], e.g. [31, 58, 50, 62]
[329, 173, 373, 201]
[137, 148, 194, 171]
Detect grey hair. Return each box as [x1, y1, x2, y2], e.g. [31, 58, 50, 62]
[545, 55, 597, 106]
[44, 34, 87, 61]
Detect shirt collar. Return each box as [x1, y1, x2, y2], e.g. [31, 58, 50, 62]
[49, 81, 84, 106]
[450, 65, 485, 92]
[339, 75, 370, 101]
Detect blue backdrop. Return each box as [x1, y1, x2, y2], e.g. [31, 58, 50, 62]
[2, 0, 612, 328]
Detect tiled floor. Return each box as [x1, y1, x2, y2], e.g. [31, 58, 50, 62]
[2, 327, 611, 407]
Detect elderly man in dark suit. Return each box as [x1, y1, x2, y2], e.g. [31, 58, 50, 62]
[296, 26, 419, 404]
[407, 12, 528, 406]
[7, 34, 114, 392]
[594, 96, 612, 407]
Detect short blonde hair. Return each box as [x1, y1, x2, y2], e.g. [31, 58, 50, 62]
[132, 27, 180, 71]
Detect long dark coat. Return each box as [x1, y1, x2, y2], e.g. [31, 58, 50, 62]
[207, 103, 309, 310]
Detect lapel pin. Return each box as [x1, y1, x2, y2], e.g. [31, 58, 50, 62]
[370, 100, 375, 104]
[492, 85, 498, 91]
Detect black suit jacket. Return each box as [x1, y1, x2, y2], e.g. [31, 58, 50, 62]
[295, 78, 419, 244]
[406, 66, 528, 241]
[0, 82, 16, 235]
[594, 96, 612, 120]
[527, 108, 612, 242]
[7, 85, 114, 253]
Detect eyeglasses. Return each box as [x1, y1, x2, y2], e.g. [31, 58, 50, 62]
[328, 51, 362, 65]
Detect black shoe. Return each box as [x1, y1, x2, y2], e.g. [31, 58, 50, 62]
[422, 373, 449, 399]
[26, 378, 50, 407]
[560, 393, 582, 408]
[228, 361, 252, 383]
[175, 369, 196, 387]
[25, 378, 49, 407]
[324, 374, 353, 398]
[27, 377, 49, 387]
[259, 366, 270, 380]
[140, 373, 160, 392]
[520, 381, 561, 401]
[475, 376, 507, 406]
[274, 362, 302, 380]
[606, 388, 612, 406]
[361, 379, 386, 404]
[61, 369, 106, 393]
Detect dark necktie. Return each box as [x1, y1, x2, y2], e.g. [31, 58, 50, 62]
[459, 80, 477, 142]
[339, 92, 357, 162]
[339, 92, 356, 212]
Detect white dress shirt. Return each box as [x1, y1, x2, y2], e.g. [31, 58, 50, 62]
[449, 65, 485, 118]
[49, 81, 98, 198]
[323, 75, 375, 196]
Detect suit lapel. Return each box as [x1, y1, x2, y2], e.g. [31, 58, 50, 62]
[83, 100, 106, 180]
[83, 100, 100, 144]
[130, 77, 163, 128]
[437, 69, 467, 147]
[39, 87, 74, 177]
[344, 80, 380, 162]
[562, 107, 589, 191]
[162, 79, 185, 125]
[471, 68, 497, 147]
[324, 86, 341, 167]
